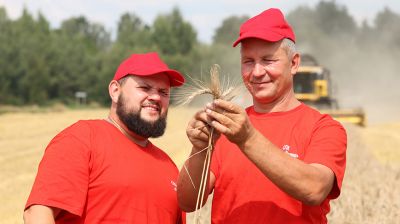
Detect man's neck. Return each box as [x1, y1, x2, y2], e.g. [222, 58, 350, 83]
[107, 114, 149, 147]
[253, 91, 300, 113]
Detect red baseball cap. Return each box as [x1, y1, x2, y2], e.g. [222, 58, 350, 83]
[233, 8, 295, 47]
[113, 52, 185, 87]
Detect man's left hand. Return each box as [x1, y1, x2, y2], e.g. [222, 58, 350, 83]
[205, 99, 256, 147]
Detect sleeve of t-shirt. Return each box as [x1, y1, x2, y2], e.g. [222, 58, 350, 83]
[303, 116, 347, 199]
[25, 121, 92, 216]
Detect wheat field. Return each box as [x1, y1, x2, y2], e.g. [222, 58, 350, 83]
[0, 107, 399, 223]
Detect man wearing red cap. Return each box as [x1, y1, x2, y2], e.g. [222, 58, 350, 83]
[178, 8, 347, 223]
[24, 52, 185, 223]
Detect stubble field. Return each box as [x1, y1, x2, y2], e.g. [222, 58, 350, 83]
[0, 107, 399, 223]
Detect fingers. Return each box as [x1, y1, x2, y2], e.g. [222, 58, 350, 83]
[206, 100, 245, 120]
[187, 123, 209, 141]
[193, 109, 213, 127]
[188, 112, 210, 135]
[187, 100, 249, 148]
[210, 99, 241, 114]
[203, 99, 255, 146]
[186, 109, 214, 149]
[204, 100, 241, 135]
[205, 108, 232, 135]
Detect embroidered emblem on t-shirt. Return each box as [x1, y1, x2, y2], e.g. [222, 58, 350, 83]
[282, 144, 299, 158]
[171, 180, 177, 191]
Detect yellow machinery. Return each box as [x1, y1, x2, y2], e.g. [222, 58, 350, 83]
[294, 55, 366, 126]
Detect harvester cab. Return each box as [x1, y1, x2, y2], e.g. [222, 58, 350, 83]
[294, 54, 366, 126]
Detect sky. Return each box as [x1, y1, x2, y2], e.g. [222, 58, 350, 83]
[1, 0, 400, 43]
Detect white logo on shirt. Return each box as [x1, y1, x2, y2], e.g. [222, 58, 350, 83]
[171, 180, 177, 191]
[282, 144, 290, 152]
[282, 144, 299, 158]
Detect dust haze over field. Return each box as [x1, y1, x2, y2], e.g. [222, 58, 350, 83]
[286, 4, 400, 124]
[299, 42, 400, 124]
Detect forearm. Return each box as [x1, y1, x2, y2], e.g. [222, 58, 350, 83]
[177, 147, 213, 212]
[23, 205, 59, 224]
[239, 130, 334, 205]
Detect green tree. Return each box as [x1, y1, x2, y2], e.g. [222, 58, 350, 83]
[19, 12, 53, 104]
[116, 13, 154, 50]
[213, 15, 248, 45]
[0, 7, 14, 104]
[6, 9, 54, 104]
[314, 1, 357, 36]
[92, 13, 157, 105]
[150, 7, 199, 84]
[59, 16, 110, 53]
[287, 6, 319, 43]
[47, 16, 110, 104]
[287, 1, 359, 66]
[152, 7, 197, 55]
[374, 7, 400, 48]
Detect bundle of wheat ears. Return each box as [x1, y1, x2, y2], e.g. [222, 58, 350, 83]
[175, 64, 242, 223]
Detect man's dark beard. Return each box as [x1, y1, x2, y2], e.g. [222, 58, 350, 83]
[116, 94, 167, 138]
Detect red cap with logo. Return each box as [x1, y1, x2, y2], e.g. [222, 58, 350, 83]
[113, 52, 185, 87]
[233, 8, 295, 47]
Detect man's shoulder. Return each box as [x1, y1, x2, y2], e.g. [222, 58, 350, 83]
[74, 119, 106, 126]
[54, 119, 107, 142]
[298, 104, 342, 123]
[63, 119, 106, 131]
[298, 105, 346, 139]
[245, 103, 328, 121]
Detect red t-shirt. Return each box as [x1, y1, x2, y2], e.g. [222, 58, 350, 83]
[25, 120, 182, 223]
[210, 103, 347, 224]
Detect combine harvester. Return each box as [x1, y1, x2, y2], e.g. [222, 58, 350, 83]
[294, 54, 366, 126]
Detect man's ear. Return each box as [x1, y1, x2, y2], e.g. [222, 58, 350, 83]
[109, 80, 121, 103]
[291, 53, 301, 76]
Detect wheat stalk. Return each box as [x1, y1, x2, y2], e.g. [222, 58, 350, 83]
[176, 64, 242, 223]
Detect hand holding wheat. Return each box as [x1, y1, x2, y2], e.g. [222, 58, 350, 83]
[175, 64, 242, 223]
[186, 110, 219, 151]
[204, 99, 256, 147]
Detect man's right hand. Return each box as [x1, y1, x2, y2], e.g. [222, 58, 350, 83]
[186, 109, 218, 151]
[178, 108, 218, 212]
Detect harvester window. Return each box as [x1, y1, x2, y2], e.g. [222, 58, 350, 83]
[294, 72, 317, 93]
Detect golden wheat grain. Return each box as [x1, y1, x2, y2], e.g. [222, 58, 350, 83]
[174, 64, 243, 106]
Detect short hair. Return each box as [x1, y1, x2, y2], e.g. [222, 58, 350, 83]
[281, 38, 297, 59]
[117, 75, 130, 86]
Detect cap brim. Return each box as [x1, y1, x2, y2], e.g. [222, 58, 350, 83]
[232, 31, 285, 47]
[123, 69, 185, 87]
[163, 69, 185, 87]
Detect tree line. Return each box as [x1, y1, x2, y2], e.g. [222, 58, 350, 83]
[0, 1, 399, 106]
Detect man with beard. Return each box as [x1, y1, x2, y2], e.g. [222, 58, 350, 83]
[24, 52, 185, 224]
